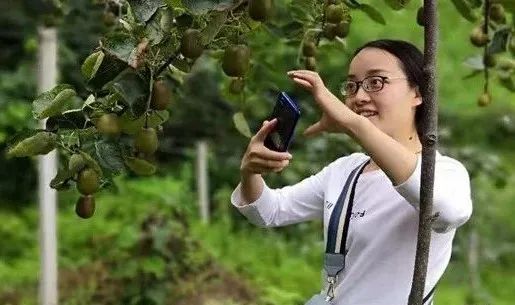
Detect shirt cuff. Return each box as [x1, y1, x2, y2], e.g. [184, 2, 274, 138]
[230, 182, 276, 227]
[394, 153, 422, 210]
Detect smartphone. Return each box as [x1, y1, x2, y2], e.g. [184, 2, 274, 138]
[264, 92, 301, 152]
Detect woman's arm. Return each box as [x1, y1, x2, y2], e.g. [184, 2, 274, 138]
[288, 70, 418, 186]
[232, 161, 336, 228]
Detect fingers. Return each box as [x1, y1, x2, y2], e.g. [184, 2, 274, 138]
[303, 121, 324, 137]
[254, 118, 278, 142]
[241, 157, 291, 175]
[291, 77, 314, 90]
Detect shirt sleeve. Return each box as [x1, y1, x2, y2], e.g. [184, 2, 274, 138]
[394, 153, 473, 233]
[230, 162, 334, 228]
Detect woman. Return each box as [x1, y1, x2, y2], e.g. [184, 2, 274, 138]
[230, 39, 472, 305]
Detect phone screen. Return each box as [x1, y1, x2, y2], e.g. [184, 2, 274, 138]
[264, 92, 300, 152]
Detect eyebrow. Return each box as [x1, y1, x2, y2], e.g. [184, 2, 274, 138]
[347, 69, 390, 79]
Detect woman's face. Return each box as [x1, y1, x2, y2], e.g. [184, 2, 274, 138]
[344, 47, 421, 138]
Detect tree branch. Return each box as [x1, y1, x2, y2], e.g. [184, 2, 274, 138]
[407, 1, 438, 304]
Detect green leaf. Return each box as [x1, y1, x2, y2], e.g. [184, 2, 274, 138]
[499, 75, 515, 92]
[102, 32, 139, 62]
[164, 0, 184, 9]
[128, 0, 166, 23]
[383, 0, 410, 10]
[497, 0, 515, 14]
[94, 140, 126, 175]
[50, 167, 74, 190]
[450, 0, 477, 23]
[87, 53, 128, 90]
[141, 256, 166, 278]
[182, 0, 234, 15]
[46, 109, 92, 131]
[359, 4, 386, 25]
[201, 11, 228, 45]
[79, 151, 104, 176]
[125, 157, 157, 175]
[232, 112, 252, 138]
[6, 131, 58, 158]
[145, 8, 165, 45]
[81, 51, 105, 81]
[120, 110, 170, 135]
[488, 27, 511, 55]
[32, 85, 76, 120]
[109, 69, 149, 117]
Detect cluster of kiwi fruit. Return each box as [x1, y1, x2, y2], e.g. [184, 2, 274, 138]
[469, 3, 508, 107]
[72, 78, 171, 219]
[322, 0, 350, 41]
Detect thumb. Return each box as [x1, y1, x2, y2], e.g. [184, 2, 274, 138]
[303, 121, 324, 137]
[254, 118, 278, 142]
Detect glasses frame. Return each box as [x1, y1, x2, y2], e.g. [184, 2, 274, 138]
[340, 76, 407, 97]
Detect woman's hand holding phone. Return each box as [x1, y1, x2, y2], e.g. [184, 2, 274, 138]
[240, 118, 293, 176]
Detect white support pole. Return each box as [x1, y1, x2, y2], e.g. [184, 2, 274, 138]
[37, 26, 58, 305]
[196, 140, 209, 224]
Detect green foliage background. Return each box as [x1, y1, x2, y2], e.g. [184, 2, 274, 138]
[0, 0, 514, 304]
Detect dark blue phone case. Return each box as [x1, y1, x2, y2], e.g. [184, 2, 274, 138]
[264, 92, 301, 152]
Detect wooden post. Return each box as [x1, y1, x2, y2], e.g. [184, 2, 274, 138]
[37, 26, 59, 305]
[196, 140, 210, 224]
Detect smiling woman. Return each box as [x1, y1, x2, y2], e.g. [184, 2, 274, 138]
[230, 39, 472, 305]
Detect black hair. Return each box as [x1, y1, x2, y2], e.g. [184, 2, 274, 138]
[352, 39, 424, 136]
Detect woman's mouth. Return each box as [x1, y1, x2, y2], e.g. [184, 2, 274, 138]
[358, 111, 378, 118]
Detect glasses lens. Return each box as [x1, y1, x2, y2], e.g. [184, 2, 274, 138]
[364, 76, 384, 92]
[342, 81, 357, 96]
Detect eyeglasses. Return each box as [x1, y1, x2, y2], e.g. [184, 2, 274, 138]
[340, 76, 407, 97]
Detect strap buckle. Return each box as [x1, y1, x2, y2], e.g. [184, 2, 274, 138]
[325, 276, 336, 302]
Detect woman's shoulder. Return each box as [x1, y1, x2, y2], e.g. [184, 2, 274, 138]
[435, 150, 470, 175]
[327, 152, 370, 171]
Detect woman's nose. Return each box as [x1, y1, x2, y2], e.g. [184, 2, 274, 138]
[353, 87, 372, 105]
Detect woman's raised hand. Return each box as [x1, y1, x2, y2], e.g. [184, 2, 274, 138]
[287, 70, 360, 137]
[240, 118, 293, 176]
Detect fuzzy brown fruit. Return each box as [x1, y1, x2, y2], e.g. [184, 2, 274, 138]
[490, 4, 506, 23]
[324, 23, 337, 40]
[222, 44, 250, 77]
[470, 26, 489, 47]
[151, 79, 171, 110]
[248, 0, 273, 22]
[96, 113, 121, 137]
[76, 195, 95, 219]
[326, 4, 344, 23]
[134, 127, 159, 155]
[180, 29, 203, 59]
[477, 93, 491, 107]
[302, 41, 317, 57]
[335, 21, 350, 38]
[305, 57, 316, 71]
[77, 168, 100, 195]
[103, 11, 116, 27]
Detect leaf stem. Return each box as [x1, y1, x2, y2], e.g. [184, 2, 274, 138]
[145, 70, 154, 129]
[156, 50, 180, 76]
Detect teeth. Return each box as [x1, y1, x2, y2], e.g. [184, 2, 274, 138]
[359, 111, 377, 117]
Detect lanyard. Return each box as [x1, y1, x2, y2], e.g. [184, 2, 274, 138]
[323, 159, 370, 300]
[322, 158, 437, 304]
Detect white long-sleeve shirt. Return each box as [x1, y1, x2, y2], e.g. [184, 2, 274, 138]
[230, 151, 472, 305]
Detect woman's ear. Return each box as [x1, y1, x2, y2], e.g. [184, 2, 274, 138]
[412, 86, 422, 107]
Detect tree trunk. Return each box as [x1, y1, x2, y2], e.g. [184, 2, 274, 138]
[408, 1, 439, 304]
[37, 26, 59, 305]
